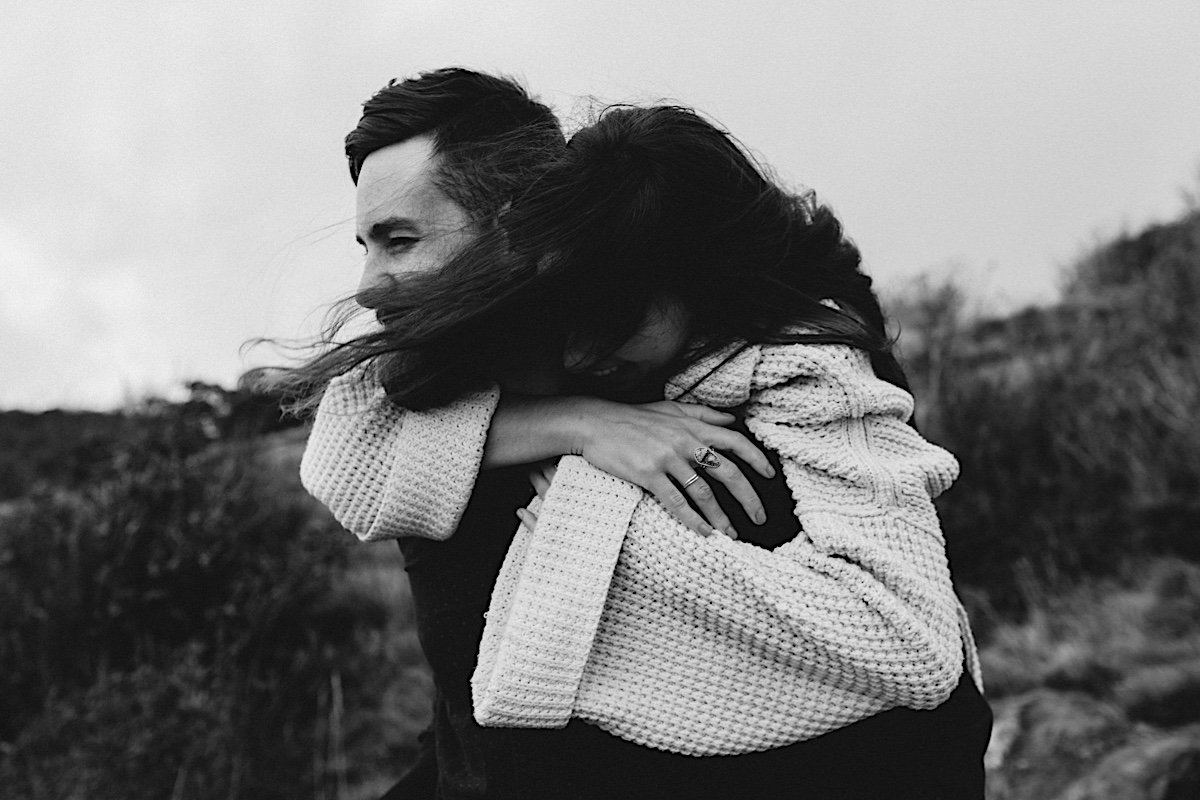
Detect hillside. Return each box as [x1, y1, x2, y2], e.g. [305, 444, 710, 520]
[889, 209, 1200, 797]
[0, 398, 427, 799]
[891, 210, 1200, 602]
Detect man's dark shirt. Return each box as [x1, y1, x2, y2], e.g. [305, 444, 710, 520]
[389, 417, 992, 799]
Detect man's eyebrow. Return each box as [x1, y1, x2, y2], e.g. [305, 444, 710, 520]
[357, 216, 421, 243]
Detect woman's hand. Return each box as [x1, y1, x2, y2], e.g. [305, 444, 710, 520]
[548, 398, 774, 539]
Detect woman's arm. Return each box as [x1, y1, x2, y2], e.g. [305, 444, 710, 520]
[299, 364, 499, 541]
[694, 342, 964, 704]
[301, 365, 773, 541]
[494, 394, 773, 538]
[475, 342, 975, 751]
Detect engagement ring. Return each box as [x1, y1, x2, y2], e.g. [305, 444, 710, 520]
[692, 446, 722, 470]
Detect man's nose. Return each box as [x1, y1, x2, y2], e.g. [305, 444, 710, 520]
[355, 257, 390, 309]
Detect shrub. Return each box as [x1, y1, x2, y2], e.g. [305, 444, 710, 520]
[0, 415, 413, 798]
[889, 212, 1200, 613]
[978, 558, 1200, 701]
[1114, 660, 1200, 727]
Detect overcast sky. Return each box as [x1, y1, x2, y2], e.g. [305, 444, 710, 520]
[2, 1, 1198, 410]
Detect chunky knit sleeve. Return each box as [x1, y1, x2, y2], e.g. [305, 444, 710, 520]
[734, 342, 964, 701]
[299, 365, 500, 541]
[474, 341, 975, 755]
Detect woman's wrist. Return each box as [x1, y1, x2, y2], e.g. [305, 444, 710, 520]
[484, 394, 610, 468]
[556, 395, 608, 457]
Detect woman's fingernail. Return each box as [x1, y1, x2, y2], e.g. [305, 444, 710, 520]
[726, 528, 738, 540]
[754, 510, 766, 524]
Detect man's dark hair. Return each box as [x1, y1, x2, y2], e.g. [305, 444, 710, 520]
[246, 68, 563, 411]
[345, 67, 563, 218]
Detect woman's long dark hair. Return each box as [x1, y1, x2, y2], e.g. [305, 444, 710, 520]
[352, 105, 910, 410]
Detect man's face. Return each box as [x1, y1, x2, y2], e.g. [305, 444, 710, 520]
[354, 133, 477, 311]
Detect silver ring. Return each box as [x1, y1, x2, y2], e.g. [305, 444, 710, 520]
[692, 446, 722, 470]
[682, 473, 702, 489]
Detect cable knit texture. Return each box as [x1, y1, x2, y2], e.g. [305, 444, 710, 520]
[472, 341, 982, 755]
[299, 343, 983, 756]
[300, 362, 500, 541]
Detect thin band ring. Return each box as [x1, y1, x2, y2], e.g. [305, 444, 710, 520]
[682, 473, 702, 489]
[692, 446, 722, 470]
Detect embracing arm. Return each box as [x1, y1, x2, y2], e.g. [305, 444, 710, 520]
[300, 366, 771, 541]
[299, 365, 501, 541]
[482, 394, 592, 469]
[475, 342, 975, 742]
[713, 342, 966, 704]
[300, 367, 593, 541]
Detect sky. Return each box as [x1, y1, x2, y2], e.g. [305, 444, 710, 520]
[2, 0, 1198, 410]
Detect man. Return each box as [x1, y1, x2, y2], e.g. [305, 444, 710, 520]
[309, 68, 563, 798]
[303, 68, 772, 799]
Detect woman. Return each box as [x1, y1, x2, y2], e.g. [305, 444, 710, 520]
[303, 105, 991, 798]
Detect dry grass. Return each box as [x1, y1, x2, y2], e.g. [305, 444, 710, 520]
[980, 558, 1200, 726]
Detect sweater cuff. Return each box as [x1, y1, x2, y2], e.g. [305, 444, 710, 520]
[472, 456, 642, 728]
[365, 386, 500, 541]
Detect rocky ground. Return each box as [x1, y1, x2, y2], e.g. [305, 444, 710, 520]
[986, 690, 1200, 799]
[978, 558, 1200, 799]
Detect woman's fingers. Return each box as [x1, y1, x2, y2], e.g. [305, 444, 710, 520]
[528, 459, 559, 499]
[705, 427, 775, 480]
[648, 478, 729, 540]
[699, 458, 769, 526]
[516, 507, 538, 529]
[569, 398, 776, 537]
[672, 465, 738, 539]
[667, 427, 771, 525]
[663, 403, 774, 480]
[667, 402, 737, 425]
[529, 467, 551, 498]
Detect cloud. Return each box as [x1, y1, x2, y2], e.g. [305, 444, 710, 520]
[0, 223, 161, 407]
[3, 1, 1199, 409]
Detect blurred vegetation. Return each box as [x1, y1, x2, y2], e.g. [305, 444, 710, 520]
[1, 207, 1197, 796]
[886, 208, 1200, 789]
[889, 209, 1200, 623]
[0, 382, 301, 502]
[0, 386, 429, 799]
[979, 556, 1200, 718]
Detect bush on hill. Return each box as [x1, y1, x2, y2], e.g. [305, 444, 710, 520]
[0, 411, 416, 799]
[891, 211, 1200, 616]
[0, 383, 301, 502]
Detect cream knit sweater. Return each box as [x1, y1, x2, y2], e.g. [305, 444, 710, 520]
[301, 360, 500, 542]
[301, 342, 982, 757]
